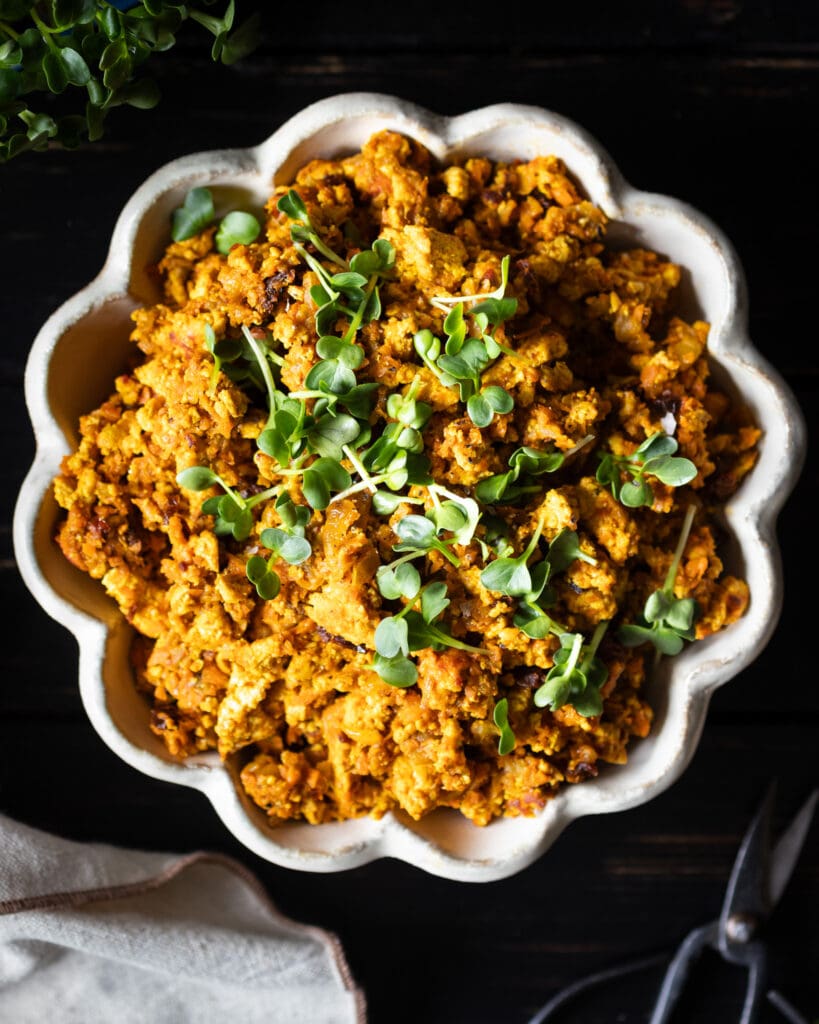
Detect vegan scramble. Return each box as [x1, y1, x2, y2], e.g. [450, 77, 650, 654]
[54, 130, 760, 826]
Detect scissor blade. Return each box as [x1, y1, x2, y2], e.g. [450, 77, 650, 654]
[719, 782, 776, 934]
[769, 789, 818, 908]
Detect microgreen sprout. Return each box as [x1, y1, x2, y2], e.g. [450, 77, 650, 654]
[245, 556, 281, 601]
[274, 492, 312, 533]
[259, 493, 312, 565]
[176, 465, 279, 541]
[170, 187, 260, 250]
[172, 187, 214, 242]
[246, 513, 311, 602]
[0, 2, 258, 162]
[533, 620, 609, 717]
[596, 432, 697, 508]
[392, 514, 461, 567]
[329, 407, 433, 505]
[300, 458, 352, 510]
[479, 513, 548, 597]
[476, 445, 565, 504]
[239, 325, 282, 431]
[512, 527, 597, 639]
[215, 210, 261, 254]
[493, 698, 516, 756]
[373, 574, 483, 687]
[413, 329, 452, 386]
[481, 521, 598, 641]
[277, 189, 347, 268]
[618, 505, 699, 656]
[426, 485, 481, 547]
[412, 256, 519, 428]
[431, 255, 516, 316]
[277, 189, 395, 339]
[437, 339, 514, 428]
[412, 329, 514, 428]
[477, 514, 515, 561]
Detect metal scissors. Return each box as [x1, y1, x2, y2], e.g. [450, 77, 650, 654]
[526, 783, 818, 1024]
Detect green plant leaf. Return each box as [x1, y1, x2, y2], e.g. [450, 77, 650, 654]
[647, 456, 697, 487]
[480, 556, 532, 596]
[171, 187, 214, 242]
[466, 393, 493, 428]
[420, 581, 449, 623]
[493, 698, 516, 755]
[176, 465, 218, 490]
[375, 616, 409, 659]
[215, 210, 260, 253]
[372, 652, 417, 687]
[59, 47, 91, 86]
[482, 386, 514, 414]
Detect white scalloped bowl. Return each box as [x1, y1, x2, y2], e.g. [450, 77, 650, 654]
[13, 93, 806, 881]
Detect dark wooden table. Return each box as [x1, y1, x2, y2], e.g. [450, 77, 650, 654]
[2, 4, 817, 1022]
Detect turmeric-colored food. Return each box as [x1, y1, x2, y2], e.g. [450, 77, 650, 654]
[53, 130, 759, 826]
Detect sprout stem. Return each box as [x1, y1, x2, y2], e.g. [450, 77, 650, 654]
[241, 326, 280, 430]
[341, 443, 377, 494]
[663, 504, 696, 596]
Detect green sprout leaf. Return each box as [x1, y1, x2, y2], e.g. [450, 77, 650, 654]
[476, 444, 565, 505]
[596, 432, 697, 508]
[420, 581, 450, 623]
[479, 514, 546, 597]
[375, 616, 409, 659]
[246, 554, 281, 601]
[372, 652, 417, 687]
[533, 622, 608, 717]
[393, 513, 460, 566]
[176, 465, 219, 491]
[171, 186, 215, 242]
[259, 527, 312, 565]
[493, 698, 516, 756]
[618, 505, 699, 657]
[376, 561, 422, 601]
[302, 457, 352, 510]
[215, 210, 261, 253]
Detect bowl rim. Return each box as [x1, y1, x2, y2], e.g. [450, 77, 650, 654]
[12, 92, 807, 881]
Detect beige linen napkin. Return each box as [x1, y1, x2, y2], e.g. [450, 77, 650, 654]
[0, 813, 366, 1024]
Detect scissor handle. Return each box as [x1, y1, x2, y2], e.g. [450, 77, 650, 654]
[736, 941, 768, 1024]
[648, 921, 719, 1024]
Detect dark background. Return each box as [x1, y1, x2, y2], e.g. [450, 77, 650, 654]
[2, 2, 817, 1022]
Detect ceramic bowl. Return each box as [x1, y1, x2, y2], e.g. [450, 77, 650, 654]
[13, 93, 806, 881]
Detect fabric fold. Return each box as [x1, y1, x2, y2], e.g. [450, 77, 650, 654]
[0, 814, 366, 1024]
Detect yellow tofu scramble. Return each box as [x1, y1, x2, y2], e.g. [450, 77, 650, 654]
[54, 130, 759, 826]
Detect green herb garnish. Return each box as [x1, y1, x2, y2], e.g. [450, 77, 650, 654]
[172, 187, 215, 243]
[277, 189, 394, 340]
[215, 210, 261, 253]
[476, 445, 565, 504]
[533, 621, 609, 717]
[618, 505, 699, 656]
[479, 513, 548, 597]
[170, 188, 261, 249]
[481, 520, 597, 644]
[415, 329, 514, 429]
[412, 255, 518, 428]
[392, 513, 461, 567]
[176, 465, 278, 541]
[245, 556, 281, 601]
[493, 698, 516, 756]
[244, 507, 311, 601]
[373, 573, 481, 687]
[596, 432, 697, 508]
